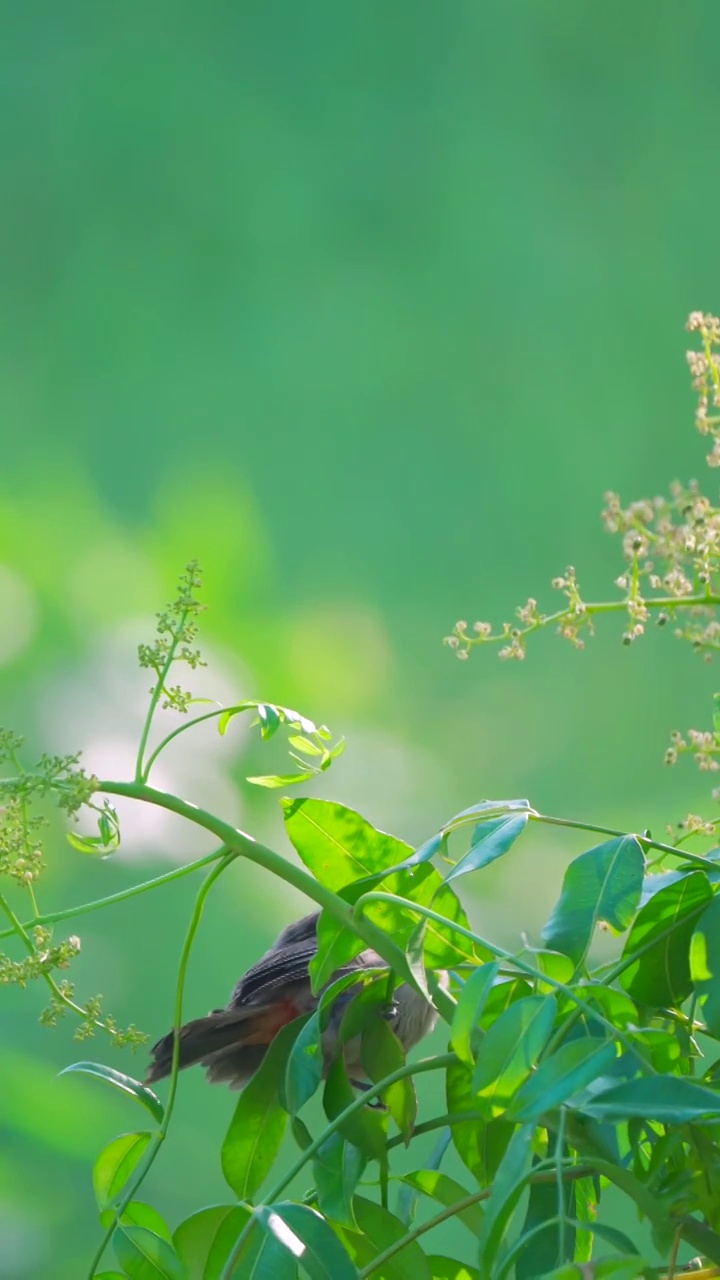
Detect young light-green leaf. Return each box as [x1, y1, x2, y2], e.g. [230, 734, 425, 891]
[93, 1131, 152, 1210]
[541, 835, 644, 965]
[58, 1062, 164, 1125]
[690, 894, 720, 1036]
[473, 996, 557, 1106]
[620, 870, 713, 1007]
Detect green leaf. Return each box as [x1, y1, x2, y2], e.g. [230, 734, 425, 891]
[221, 1019, 303, 1199]
[248, 771, 317, 788]
[509, 1038, 618, 1121]
[445, 814, 528, 884]
[335, 1197, 432, 1279]
[450, 962, 500, 1066]
[446, 1057, 515, 1184]
[426, 1261, 479, 1280]
[323, 1056, 388, 1158]
[515, 1147, 575, 1279]
[446, 799, 532, 829]
[93, 1131, 152, 1209]
[477, 1124, 533, 1280]
[361, 1017, 416, 1142]
[96, 1273, 128, 1279]
[283, 1013, 323, 1116]
[578, 1074, 720, 1122]
[313, 1133, 366, 1228]
[620, 870, 713, 1007]
[691, 894, 720, 1036]
[113, 1226, 185, 1279]
[58, 1062, 164, 1125]
[100, 1202, 172, 1242]
[173, 1205, 251, 1280]
[399, 1170, 483, 1234]
[227, 1215, 297, 1279]
[287, 734, 323, 757]
[258, 1203, 358, 1280]
[473, 996, 557, 1107]
[542, 835, 645, 965]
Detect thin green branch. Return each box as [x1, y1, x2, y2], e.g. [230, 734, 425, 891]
[135, 598, 194, 782]
[0, 845, 228, 942]
[87, 851, 236, 1277]
[141, 702, 253, 781]
[0, 893, 106, 1034]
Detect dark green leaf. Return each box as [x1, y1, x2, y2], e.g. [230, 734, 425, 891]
[323, 1056, 387, 1158]
[446, 799, 531, 828]
[113, 1226, 185, 1279]
[259, 1203, 358, 1280]
[58, 1062, 164, 1125]
[578, 1075, 720, 1122]
[222, 1019, 303, 1199]
[445, 814, 528, 884]
[335, 1197, 432, 1279]
[399, 1170, 483, 1234]
[542, 836, 645, 965]
[446, 1057, 515, 1184]
[509, 1039, 618, 1121]
[426, 1261, 479, 1280]
[291, 1117, 313, 1151]
[228, 1214, 297, 1279]
[620, 870, 713, 1007]
[93, 1131, 152, 1209]
[477, 1125, 533, 1280]
[450, 962, 500, 1066]
[312, 1133, 366, 1228]
[361, 1017, 416, 1142]
[691, 894, 720, 1036]
[174, 1205, 251, 1280]
[284, 1013, 323, 1116]
[473, 996, 557, 1107]
[516, 1148, 575, 1280]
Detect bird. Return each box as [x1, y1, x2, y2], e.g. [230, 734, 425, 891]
[145, 910, 443, 1090]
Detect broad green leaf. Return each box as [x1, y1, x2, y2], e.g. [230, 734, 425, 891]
[399, 1170, 483, 1235]
[578, 1074, 720, 1122]
[542, 836, 644, 965]
[361, 1017, 416, 1142]
[284, 799, 477, 973]
[620, 870, 713, 1007]
[228, 1214, 297, 1279]
[446, 1058, 515, 1185]
[221, 1019, 303, 1199]
[287, 734, 323, 756]
[93, 1131, 152, 1209]
[426, 1261, 479, 1280]
[509, 1039, 617, 1121]
[473, 996, 557, 1107]
[397, 1129, 452, 1227]
[113, 1226, 185, 1279]
[691, 894, 720, 1036]
[258, 1203, 358, 1280]
[58, 1062, 164, 1125]
[445, 814, 528, 884]
[446, 799, 532, 829]
[313, 1133, 366, 1228]
[100, 1202, 172, 1242]
[523, 949, 575, 987]
[335, 1197, 432, 1279]
[515, 1147, 575, 1279]
[283, 1012, 323, 1116]
[573, 1175, 597, 1264]
[323, 1056, 387, 1158]
[477, 1124, 533, 1280]
[450, 962, 500, 1066]
[173, 1205, 251, 1280]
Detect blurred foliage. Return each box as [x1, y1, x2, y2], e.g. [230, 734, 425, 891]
[3, 2, 720, 1275]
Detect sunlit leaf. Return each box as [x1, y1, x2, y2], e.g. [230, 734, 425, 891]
[113, 1225, 185, 1279]
[450, 962, 500, 1066]
[93, 1131, 152, 1210]
[542, 836, 644, 965]
[335, 1197, 432, 1279]
[473, 996, 557, 1107]
[445, 814, 528, 884]
[173, 1204, 251, 1280]
[258, 1202, 358, 1280]
[248, 771, 317, 788]
[58, 1062, 164, 1125]
[426, 1261, 479, 1280]
[577, 1075, 720, 1122]
[287, 734, 323, 756]
[100, 1202, 172, 1243]
[446, 1058, 515, 1184]
[400, 1170, 483, 1235]
[620, 870, 713, 1007]
[221, 1019, 303, 1199]
[313, 1132, 366, 1228]
[509, 1038, 617, 1121]
[691, 894, 720, 1036]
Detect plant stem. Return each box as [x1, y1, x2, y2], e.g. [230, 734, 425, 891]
[0, 845, 228, 942]
[86, 851, 235, 1278]
[135, 601, 193, 782]
[141, 702, 255, 780]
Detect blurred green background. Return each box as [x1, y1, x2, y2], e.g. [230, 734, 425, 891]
[3, 2, 720, 1274]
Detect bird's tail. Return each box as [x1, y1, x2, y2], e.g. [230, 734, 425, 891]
[145, 999, 300, 1090]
